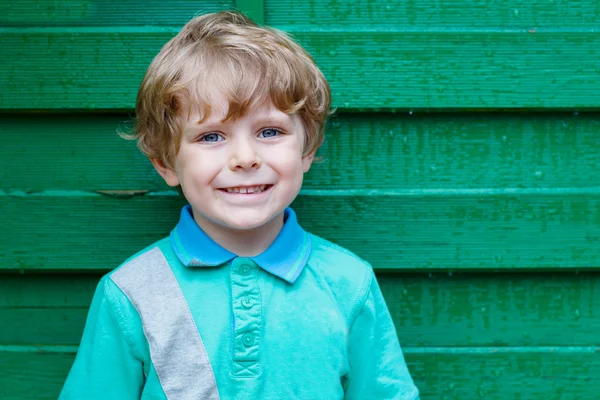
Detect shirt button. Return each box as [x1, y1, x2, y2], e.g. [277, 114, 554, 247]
[242, 297, 253, 308]
[239, 264, 251, 275]
[242, 333, 254, 347]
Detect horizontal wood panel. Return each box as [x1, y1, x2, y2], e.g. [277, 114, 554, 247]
[0, 350, 74, 400]
[2, 112, 599, 191]
[1, 272, 599, 347]
[266, 0, 600, 27]
[2, 347, 599, 400]
[299, 194, 600, 269]
[2, 31, 600, 110]
[1, 193, 599, 272]
[0, 0, 232, 26]
[405, 348, 600, 399]
[379, 272, 600, 347]
[0, 309, 87, 346]
[0, 274, 96, 308]
[4, 0, 598, 28]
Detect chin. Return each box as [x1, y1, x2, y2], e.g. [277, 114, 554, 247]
[221, 210, 284, 231]
[223, 216, 274, 231]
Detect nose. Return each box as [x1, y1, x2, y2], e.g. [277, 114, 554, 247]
[228, 137, 262, 171]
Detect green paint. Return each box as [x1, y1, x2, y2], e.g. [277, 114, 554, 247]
[6, 188, 600, 197]
[265, 0, 600, 27]
[0, 345, 78, 353]
[0, 0, 90, 23]
[378, 272, 600, 347]
[2, 31, 600, 109]
[0, 0, 234, 26]
[406, 351, 600, 399]
[2, 113, 600, 190]
[0, 274, 96, 307]
[0, 308, 88, 345]
[235, 0, 264, 24]
[404, 346, 600, 354]
[300, 188, 600, 196]
[1, 194, 600, 271]
[0, 351, 74, 400]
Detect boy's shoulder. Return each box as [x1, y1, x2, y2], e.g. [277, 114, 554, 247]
[305, 233, 376, 316]
[105, 237, 172, 281]
[307, 232, 374, 275]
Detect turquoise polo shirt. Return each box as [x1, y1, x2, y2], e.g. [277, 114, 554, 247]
[60, 205, 419, 400]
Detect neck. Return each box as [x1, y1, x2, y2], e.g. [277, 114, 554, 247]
[192, 211, 285, 257]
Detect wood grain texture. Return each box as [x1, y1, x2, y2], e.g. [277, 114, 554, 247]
[265, 0, 600, 27]
[405, 348, 600, 400]
[235, 0, 264, 24]
[3, 0, 598, 27]
[2, 347, 600, 400]
[2, 112, 599, 191]
[2, 193, 599, 271]
[0, 350, 74, 400]
[2, 30, 599, 109]
[378, 272, 600, 347]
[0, 0, 233, 26]
[2, 272, 599, 347]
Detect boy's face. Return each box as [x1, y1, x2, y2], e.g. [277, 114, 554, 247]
[153, 96, 314, 236]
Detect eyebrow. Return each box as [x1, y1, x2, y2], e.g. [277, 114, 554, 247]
[192, 115, 293, 129]
[253, 116, 293, 127]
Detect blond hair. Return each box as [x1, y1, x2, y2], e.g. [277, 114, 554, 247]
[127, 11, 331, 168]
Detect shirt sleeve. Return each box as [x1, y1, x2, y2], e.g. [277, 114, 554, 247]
[344, 270, 420, 400]
[59, 277, 144, 399]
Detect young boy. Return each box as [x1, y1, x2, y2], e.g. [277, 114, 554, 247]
[60, 11, 419, 400]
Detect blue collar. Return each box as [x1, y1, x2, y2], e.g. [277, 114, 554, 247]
[170, 205, 311, 284]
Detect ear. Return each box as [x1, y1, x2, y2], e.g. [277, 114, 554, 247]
[301, 151, 316, 173]
[150, 158, 180, 187]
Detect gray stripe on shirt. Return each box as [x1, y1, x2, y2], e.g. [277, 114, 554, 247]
[111, 246, 220, 400]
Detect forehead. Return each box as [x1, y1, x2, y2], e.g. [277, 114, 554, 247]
[188, 92, 295, 127]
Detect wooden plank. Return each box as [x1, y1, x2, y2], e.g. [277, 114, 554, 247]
[0, 349, 74, 400]
[3, 0, 597, 28]
[0, 0, 233, 26]
[404, 348, 600, 399]
[378, 272, 600, 347]
[0, 274, 96, 308]
[2, 112, 599, 191]
[235, 0, 264, 25]
[0, 309, 88, 346]
[2, 272, 600, 347]
[0, 274, 97, 345]
[1, 193, 599, 272]
[2, 347, 600, 400]
[2, 30, 600, 110]
[0, 114, 157, 191]
[265, 0, 600, 27]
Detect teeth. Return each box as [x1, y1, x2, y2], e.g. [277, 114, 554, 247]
[224, 185, 267, 194]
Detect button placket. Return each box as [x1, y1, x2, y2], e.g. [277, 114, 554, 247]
[230, 258, 262, 377]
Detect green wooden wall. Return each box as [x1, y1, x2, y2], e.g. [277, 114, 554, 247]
[1, 1, 600, 399]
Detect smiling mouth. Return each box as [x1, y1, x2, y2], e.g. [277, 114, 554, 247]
[218, 184, 273, 194]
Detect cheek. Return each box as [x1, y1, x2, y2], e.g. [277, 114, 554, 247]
[272, 138, 306, 169]
[177, 150, 220, 185]
[272, 150, 306, 177]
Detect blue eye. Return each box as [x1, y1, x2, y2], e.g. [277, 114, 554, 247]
[200, 133, 223, 142]
[259, 128, 282, 138]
